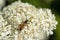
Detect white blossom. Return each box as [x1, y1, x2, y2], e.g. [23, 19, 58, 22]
[0, 0, 58, 40]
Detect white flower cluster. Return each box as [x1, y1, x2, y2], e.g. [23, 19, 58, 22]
[0, 0, 57, 40]
[0, 12, 13, 40]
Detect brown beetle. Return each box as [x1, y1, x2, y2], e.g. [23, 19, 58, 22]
[18, 20, 28, 31]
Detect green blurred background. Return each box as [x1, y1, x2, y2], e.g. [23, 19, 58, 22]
[5, 0, 60, 40]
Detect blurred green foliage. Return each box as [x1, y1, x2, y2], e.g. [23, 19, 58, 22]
[6, 0, 60, 40]
[51, 0, 60, 14]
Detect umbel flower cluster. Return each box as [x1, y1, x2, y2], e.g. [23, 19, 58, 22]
[0, 0, 57, 40]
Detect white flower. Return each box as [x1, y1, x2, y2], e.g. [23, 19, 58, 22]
[0, 0, 58, 40]
[0, 12, 13, 40]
